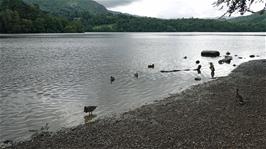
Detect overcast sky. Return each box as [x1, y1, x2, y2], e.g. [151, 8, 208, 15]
[95, 0, 263, 18]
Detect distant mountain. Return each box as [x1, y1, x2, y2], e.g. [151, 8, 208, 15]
[229, 12, 266, 24]
[22, 0, 108, 18]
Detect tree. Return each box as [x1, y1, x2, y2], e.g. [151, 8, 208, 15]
[214, 0, 266, 17]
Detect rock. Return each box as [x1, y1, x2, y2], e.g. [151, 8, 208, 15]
[1, 140, 13, 148]
[196, 60, 200, 64]
[201, 50, 220, 57]
[194, 77, 201, 81]
[218, 56, 233, 64]
[226, 52, 231, 55]
[250, 55, 255, 58]
[3, 140, 12, 144]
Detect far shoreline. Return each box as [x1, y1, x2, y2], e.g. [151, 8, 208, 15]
[0, 32, 265, 37]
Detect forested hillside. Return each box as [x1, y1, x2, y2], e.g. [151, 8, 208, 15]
[229, 12, 266, 24]
[82, 13, 266, 32]
[0, 0, 84, 33]
[0, 0, 265, 33]
[23, 0, 108, 19]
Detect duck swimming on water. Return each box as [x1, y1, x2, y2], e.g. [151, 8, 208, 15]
[134, 73, 139, 78]
[110, 76, 115, 83]
[148, 64, 155, 68]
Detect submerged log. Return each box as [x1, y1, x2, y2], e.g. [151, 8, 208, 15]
[160, 70, 181, 73]
[201, 50, 220, 57]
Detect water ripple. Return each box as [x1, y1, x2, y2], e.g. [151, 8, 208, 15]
[0, 33, 265, 142]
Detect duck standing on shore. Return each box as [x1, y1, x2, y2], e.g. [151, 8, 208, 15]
[84, 106, 97, 115]
[236, 89, 245, 105]
[209, 62, 215, 78]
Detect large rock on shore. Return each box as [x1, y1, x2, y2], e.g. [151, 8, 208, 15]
[201, 50, 220, 57]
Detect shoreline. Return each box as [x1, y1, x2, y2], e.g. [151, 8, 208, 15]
[9, 59, 266, 148]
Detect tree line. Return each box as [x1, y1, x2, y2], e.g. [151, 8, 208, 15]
[0, 0, 265, 33]
[0, 0, 84, 33]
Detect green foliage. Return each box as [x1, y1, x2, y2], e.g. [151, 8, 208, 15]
[0, 0, 84, 33]
[80, 13, 266, 32]
[229, 12, 266, 24]
[64, 20, 84, 32]
[22, 0, 108, 19]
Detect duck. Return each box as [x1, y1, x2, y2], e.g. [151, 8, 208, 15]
[110, 76, 115, 83]
[195, 65, 202, 74]
[195, 65, 202, 71]
[134, 73, 139, 78]
[84, 106, 97, 115]
[196, 60, 200, 64]
[148, 64, 155, 68]
[236, 89, 244, 105]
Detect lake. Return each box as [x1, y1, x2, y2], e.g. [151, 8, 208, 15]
[0, 32, 265, 142]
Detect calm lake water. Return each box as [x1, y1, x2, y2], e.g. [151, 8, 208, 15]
[0, 32, 265, 142]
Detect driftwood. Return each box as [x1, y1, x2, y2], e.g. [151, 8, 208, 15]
[160, 70, 181, 73]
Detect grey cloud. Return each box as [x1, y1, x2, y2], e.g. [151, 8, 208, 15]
[95, 0, 139, 7]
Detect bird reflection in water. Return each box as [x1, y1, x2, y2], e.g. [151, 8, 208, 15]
[84, 114, 97, 124]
